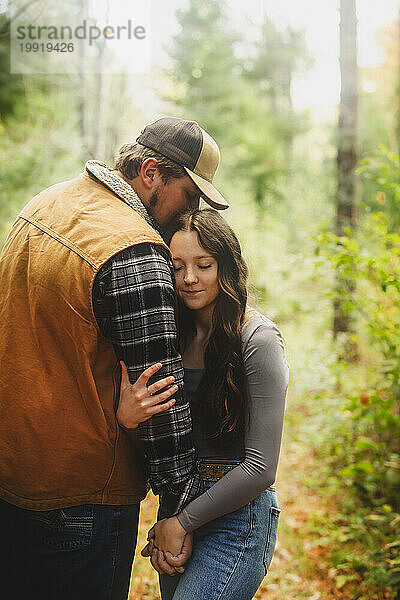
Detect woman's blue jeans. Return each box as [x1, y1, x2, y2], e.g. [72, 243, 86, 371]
[159, 480, 281, 600]
[0, 498, 140, 600]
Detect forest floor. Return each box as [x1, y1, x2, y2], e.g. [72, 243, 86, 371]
[127, 430, 356, 600]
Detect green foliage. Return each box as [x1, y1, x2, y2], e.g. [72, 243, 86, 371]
[0, 76, 83, 245]
[358, 145, 400, 231]
[166, 0, 311, 212]
[0, 15, 26, 120]
[310, 508, 400, 598]
[313, 158, 400, 596]
[243, 17, 312, 149]
[0, 8, 84, 243]
[167, 0, 241, 142]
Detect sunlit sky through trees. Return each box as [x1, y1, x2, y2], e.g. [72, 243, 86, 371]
[150, 0, 399, 120]
[2, 0, 399, 120]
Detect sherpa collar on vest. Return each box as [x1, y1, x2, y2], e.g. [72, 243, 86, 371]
[85, 160, 161, 233]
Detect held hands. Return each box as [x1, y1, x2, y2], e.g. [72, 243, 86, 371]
[116, 363, 192, 574]
[116, 361, 178, 429]
[116, 364, 191, 574]
[141, 517, 193, 576]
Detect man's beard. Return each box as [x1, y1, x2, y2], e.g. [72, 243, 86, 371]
[146, 189, 160, 222]
[146, 189, 171, 237]
[146, 188, 187, 240]
[149, 190, 159, 209]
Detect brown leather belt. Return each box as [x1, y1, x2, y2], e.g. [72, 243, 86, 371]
[198, 460, 242, 482]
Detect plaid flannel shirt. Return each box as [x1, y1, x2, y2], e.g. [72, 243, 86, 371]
[92, 242, 203, 517]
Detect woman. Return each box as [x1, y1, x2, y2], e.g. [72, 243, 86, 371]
[120, 209, 289, 600]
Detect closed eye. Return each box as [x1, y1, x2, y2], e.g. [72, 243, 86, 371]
[173, 266, 183, 272]
[199, 265, 211, 269]
[186, 193, 200, 208]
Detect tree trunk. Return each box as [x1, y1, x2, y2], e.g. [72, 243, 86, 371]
[397, 5, 400, 151]
[77, 0, 90, 159]
[333, 0, 358, 348]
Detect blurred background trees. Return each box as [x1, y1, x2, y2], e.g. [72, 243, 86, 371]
[333, 0, 358, 348]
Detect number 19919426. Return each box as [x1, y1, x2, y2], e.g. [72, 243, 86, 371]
[19, 42, 74, 52]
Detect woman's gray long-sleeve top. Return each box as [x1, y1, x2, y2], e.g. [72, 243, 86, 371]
[177, 312, 289, 533]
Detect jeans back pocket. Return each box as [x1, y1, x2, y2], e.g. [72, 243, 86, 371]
[263, 505, 281, 574]
[26, 504, 94, 551]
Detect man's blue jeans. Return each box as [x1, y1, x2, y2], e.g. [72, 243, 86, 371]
[0, 498, 140, 600]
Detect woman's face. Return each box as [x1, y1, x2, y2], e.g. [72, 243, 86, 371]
[170, 230, 220, 313]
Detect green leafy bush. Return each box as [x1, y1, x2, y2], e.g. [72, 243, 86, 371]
[313, 147, 400, 597]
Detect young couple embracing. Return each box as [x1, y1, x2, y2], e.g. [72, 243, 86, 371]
[0, 117, 288, 600]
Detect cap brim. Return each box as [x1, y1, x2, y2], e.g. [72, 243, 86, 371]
[184, 167, 229, 210]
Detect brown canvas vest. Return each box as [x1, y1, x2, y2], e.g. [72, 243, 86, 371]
[0, 172, 170, 509]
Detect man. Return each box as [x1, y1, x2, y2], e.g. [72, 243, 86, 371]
[0, 117, 228, 600]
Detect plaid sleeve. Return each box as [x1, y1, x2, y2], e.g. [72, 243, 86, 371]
[93, 242, 203, 516]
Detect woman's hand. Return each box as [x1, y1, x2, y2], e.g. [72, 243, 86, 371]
[149, 517, 189, 556]
[141, 517, 193, 576]
[116, 361, 178, 429]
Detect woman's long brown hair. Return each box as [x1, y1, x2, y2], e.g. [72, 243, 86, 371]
[167, 209, 250, 450]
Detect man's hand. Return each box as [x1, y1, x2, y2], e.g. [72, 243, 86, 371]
[151, 533, 193, 576]
[148, 517, 188, 556]
[141, 517, 193, 576]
